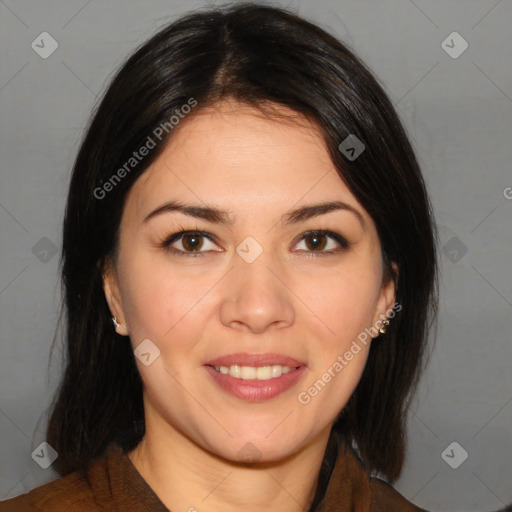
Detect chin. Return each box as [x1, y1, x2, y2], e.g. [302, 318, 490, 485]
[209, 430, 308, 465]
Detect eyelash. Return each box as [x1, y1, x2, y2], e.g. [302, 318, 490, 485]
[158, 226, 350, 258]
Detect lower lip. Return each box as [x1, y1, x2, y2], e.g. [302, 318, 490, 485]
[203, 365, 307, 402]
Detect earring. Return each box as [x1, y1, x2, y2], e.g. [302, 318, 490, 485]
[379, 319, 390, 334]
[112, 316, 120, 329]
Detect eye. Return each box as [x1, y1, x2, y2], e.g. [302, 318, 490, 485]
[159, 228, 349, 258]
[293, 230, 349, 257]
[160, 230, 221, 257]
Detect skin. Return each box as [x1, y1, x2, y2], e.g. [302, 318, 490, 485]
[103, 100, 396, 512]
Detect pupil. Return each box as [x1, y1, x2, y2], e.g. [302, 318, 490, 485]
[307, 234, 326, 251]
[184, 234, 202, 251]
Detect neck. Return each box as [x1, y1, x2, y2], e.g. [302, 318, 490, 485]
[128, 415, 333, 512]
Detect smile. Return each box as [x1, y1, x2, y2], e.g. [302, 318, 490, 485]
[209, 364, 296, 380]
[204, 364, 307, 402]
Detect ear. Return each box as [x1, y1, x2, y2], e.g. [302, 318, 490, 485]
[101, 259, 129, 336]
[371, 261, 399, 334]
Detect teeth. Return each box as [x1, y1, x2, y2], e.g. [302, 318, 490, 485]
[213, 364, 295, 380]
[272, 365, 282, 378]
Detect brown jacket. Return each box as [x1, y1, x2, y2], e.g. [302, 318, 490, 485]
[0, 440, 427, 511]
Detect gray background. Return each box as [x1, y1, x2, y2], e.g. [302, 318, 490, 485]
[1, 0, 511, 510]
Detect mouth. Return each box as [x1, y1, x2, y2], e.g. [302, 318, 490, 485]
[206, 363, 301, 381]
[202, 353, 307, 402]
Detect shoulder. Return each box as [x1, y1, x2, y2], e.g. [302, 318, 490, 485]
[322, 436, 429, 511]
[0, 445, 120, 512]
[0, 443, 166, 512]
[369, 477, 428, 512]
[0, 471, 98, 512]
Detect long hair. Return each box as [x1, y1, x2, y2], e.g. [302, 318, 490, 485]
[46, 2, 438, 484]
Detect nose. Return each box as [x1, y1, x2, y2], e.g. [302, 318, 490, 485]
[219, 249, 295, 334]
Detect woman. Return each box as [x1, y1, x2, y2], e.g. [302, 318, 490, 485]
[1, 3, 439, 511]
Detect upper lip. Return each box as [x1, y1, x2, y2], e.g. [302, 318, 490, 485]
[204, 353, 306, 368]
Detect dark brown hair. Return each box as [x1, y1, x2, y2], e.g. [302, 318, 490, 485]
[46, 1, 438, 490]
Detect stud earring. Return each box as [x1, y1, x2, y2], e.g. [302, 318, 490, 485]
[379, 319, 390, 334]
[112, 316, 120, 330]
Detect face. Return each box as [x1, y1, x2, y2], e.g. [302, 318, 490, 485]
[103, 100, 396, 463]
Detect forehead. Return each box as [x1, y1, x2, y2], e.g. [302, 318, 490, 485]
[125, 100, 363, 223]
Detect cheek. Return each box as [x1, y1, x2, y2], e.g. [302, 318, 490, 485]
[303, 257, 383, 341]
[118, 251, 216, 346]
[296, 265, 379, 414]
[117, 250, 177, 337]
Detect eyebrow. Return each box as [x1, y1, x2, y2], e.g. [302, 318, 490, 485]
[143, 199, 365, 229]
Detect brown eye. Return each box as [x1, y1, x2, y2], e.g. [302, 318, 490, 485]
[303, 233, 328, 251]
[161, 230, 220, 257]
[294, 230, 349, 257]
[181, 233, 204, 252]
[161, 229, 348, 258]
